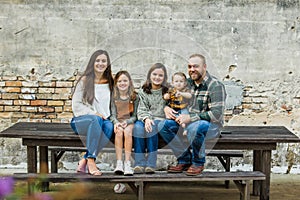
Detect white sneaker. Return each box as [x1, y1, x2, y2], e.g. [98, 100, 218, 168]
[114, 160, 124, 175]
[124, 161, 133, 176]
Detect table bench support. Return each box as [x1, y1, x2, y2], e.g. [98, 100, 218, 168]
[234, 180, 250, 200]
[217, 155, 231, 188]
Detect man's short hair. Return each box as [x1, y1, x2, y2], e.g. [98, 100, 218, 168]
[189, 54, 206, 64]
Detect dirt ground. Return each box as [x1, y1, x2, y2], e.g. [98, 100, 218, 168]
[32, 173, 299, 200]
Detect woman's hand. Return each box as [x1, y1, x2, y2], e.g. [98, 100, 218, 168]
[144, 118, 154, 133]
[164, 106, 177, 119]
[96, 112, 106, 120]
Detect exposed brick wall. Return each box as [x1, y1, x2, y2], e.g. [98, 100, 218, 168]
[0, 76, 77, 123]
[1, 75, 299, 125]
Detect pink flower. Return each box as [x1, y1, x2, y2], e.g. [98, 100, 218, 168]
[0, 176, 14, 198]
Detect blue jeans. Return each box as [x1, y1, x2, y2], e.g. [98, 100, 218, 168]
[158, 119, 217, 166]
[70, 115, 113, 159]
[133, 120, 161, 168]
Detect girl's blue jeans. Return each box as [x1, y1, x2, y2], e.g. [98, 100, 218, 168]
[70, 115, 113, 159]
[133, 120, 161, 168]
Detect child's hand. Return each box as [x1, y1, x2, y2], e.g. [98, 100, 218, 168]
[121, 121, 127, 128]
[114, 123, 123, 135]
[175, 91, 181, 97]
[164, 93, 170, 100]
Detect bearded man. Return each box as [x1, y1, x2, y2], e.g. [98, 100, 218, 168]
[158, 54, 226, 176]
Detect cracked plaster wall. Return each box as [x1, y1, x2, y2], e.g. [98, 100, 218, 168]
[0, 0, 300, 172]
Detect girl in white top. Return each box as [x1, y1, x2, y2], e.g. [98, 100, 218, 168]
[71, 49, 114, 176]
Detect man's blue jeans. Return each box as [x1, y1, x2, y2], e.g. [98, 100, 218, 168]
[70, 115, 113, 159]
[133, 120, 161, 168]
[158, 119, 216, 166]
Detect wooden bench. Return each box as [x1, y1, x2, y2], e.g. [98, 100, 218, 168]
[49, 146, 244, 188]
[13, 171, 265, 200]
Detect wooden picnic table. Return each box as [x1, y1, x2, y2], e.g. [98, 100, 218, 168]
[1, 122, 300, 200]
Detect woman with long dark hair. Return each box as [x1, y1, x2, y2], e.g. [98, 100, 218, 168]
[70, 49, 114, 176]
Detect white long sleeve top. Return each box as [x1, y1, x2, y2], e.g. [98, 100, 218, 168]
[72, 80, 111, 118]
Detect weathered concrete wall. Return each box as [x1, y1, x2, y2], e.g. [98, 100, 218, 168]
[0, 0, 300, 173]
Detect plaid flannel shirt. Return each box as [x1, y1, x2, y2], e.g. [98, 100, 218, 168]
[187, 72, 226, 125]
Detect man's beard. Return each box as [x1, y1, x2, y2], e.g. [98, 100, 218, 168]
[189, 71, 203, 82]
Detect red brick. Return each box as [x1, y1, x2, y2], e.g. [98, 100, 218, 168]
[5, 81, 22, 87]
[31, 100, 47, 106]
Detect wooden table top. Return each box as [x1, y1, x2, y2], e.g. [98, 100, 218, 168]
[1, 122, 299, 144]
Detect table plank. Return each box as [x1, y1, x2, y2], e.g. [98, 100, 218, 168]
[1, 122, 300, 143]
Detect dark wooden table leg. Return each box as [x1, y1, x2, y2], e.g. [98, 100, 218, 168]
[27, 146, 37, 173]
[39, 146, 49, 192]
[253, 150, 262, 196]
[260, 150, 271, 200]
[253, 149, 271, 200]
[26, 146, 37, 195]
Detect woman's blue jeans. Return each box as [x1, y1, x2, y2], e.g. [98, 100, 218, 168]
[158, 119, 217, 166]
[133, 120, 161, 168]
[70, 115, 113, 159]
